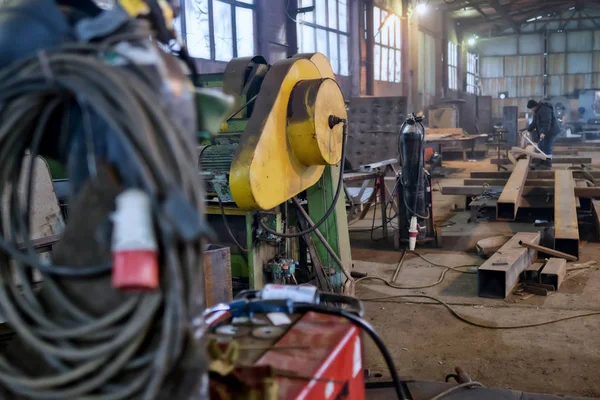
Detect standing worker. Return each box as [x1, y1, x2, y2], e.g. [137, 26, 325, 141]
[526, 99, 562, 167]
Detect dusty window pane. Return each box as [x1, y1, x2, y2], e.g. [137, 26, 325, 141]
[317, 28, 328, 55]
[339, 0, 347, 32]
[381, 47, 388, 82]
[380, 10, 388, 46]
[186, 0, 211, 59]
[236, 7, 254, 57]
[374, 7, 381, 44]
[395, 50, 401, 82]
[298, 0, 314, 22]
[316, 0, 326, 26]
[329, 32, 339, 74]
[214, 1, 233, 61]
[340, 34, 349, 76]
[328, 0, 337, 29]
[374, 44, 381, 80]
[388, 47, 393, 81]
[395, 19, 400, 48]
[302, 25, 316, 53]
[237, 0, 253, 3]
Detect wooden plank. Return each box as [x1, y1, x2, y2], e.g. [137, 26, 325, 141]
[592, 200, 600, 241]
[497, 147, 532, 221]
[519, 240, 578, 261]
[478, 232, 541, 298]
[470, 171, 555, 179]
[552, 149, 579, 156]
[203, 245, 232, 307]
[540, 258, 567, 290]
[491, 158, 512, 165]
[510, 147, 547, 160]
[554, 170, 579, 259]
[441, 185, 552, 197]
[425, 128, 464, 136]
[464, 178, 554, 187]
[551, 156, 592, 164]
[575, 187, 600, 198]
[492, 156, 590, 164]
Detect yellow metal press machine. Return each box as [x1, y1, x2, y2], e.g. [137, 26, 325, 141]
[197, 53, 353, 294]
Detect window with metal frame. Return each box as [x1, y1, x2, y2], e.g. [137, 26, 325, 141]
[372, 6, 401, 83]
[448, 41, 458, 90]
[297, 0, 349, 76]
[179, 0, 255, 62]
[466, 51, 478, 94]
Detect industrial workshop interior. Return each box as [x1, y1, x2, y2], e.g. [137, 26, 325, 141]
[3, 0, 600, 398]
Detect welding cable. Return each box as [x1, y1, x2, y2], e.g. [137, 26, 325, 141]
[428, 382, 485, 400]
[360, 294, 600, 330]
[258, 118, 348, 238]
[0, 27, 205, 400]
[216, 196, 249, 253]
[294, 304, 411, 400]
[355, 251, 478, 289]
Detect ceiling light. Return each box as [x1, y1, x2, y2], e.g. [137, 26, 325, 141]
[415, 3, 428, 15]
[467, 37, 477, 46]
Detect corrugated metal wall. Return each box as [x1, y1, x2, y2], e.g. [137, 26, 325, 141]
[479, 30, 600, 117]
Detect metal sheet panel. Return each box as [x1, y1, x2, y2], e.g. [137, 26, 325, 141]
[347, 96, 407, 169]
[594, 31, 600, 51]
[478, 36, 518, 56]
[548, 53, 566, 75]
[505, 55, 543, 76]
[567, 31, 594, 52]
[548, 75, 564, 97]
[481, 77, 517, 98]
[492, 98, 518, 118]
[565, 74, 593, 94]
[547, 22, 560, 31]
[549, 33, 566, 53]
[518, 76, 544, 97]
[518, 34, 543, 55]
[480, 57, 504, 78]
[594, 52, 600, 72]
[503, 56, 518, 76]
[520, 55, 543, 76]
[567, 53, 593, 74]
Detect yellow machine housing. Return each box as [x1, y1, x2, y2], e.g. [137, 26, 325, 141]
[228, 53, 347, 210]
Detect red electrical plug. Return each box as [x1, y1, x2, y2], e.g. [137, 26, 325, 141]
[111, 189, 159, 291]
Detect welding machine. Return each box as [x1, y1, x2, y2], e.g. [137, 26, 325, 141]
[204, 285, 407, 400]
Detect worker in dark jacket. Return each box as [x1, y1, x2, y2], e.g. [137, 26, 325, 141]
[527, 100, 562, 167]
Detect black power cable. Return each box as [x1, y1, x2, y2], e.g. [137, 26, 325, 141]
[0, 23, 205, 400]
[258, 116, 347, 238]
[295, 304, 410, 400]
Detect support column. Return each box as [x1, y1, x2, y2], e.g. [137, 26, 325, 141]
[365, 0, 374, 95]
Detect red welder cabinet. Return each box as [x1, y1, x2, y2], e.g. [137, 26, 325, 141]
[207, 311, 365, 400]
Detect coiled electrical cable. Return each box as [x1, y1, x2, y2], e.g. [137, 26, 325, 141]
[0, 23, 205, 400]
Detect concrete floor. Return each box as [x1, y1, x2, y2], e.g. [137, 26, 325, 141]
[349, 152, 600, 398]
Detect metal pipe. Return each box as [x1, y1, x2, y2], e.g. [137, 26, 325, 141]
[292, 197, 353, 282]
[391, 250, 407, 283]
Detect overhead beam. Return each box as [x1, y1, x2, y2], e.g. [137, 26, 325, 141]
[497, 146, 532, 220]
[488, 0, 523, 32]
[554, 170, 579, 259]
